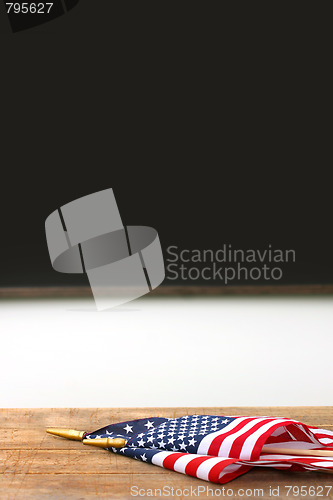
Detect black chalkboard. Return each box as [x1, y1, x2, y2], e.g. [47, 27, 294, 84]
[1, 2, 332, 288]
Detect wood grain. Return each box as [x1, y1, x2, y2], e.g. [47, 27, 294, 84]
[1, 408, 332, 499]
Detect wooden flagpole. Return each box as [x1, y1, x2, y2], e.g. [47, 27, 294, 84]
[262, 445, 333, 457]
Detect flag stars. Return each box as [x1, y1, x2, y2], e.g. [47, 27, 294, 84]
[123, 424, 133, 434]
[117, 415, 236, 455]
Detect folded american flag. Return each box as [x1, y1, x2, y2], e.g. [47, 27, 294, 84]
[84, 415, 333, 484]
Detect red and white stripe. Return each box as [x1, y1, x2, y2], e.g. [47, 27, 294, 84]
[147, 419, 333, 484]
[151, 451, 251, 483]
[308, 426, 333, 445]
[197, 417, 318, 460]
[150, 449, 333, 484]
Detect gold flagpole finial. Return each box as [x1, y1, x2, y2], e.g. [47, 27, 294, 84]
[82, 438, 127, 448]
[46, 428, 86, 441]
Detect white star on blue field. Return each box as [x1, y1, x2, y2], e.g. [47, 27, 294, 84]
[127, 415, 233, 453]
[85, 415, 235, 457]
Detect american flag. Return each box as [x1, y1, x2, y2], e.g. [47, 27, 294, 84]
[84, 415, 333, 484]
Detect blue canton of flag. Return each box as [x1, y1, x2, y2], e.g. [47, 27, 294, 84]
[127, 415, 234, 453]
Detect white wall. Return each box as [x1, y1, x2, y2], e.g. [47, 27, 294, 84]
[1, 296, 332, 407]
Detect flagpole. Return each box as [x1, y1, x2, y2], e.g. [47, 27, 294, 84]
[82, 438, 127, 448]
[46, 428, 86, 440]
[46, 428, 128, 448]
[262, 445, 333, 457]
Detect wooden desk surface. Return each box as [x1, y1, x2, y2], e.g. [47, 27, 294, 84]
[1, 408, 332, 499]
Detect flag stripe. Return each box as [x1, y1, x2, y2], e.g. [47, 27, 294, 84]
[318, 438, 333, 445]
[185, 456, 211, 477]
[209, 460, 241, 483]
[246, 420, 301, 460]
[172, 454, 196, 474]
[197, 417, 250, 455]
[196, 457, 234, 481]
[163, 452, 187, 471]
[208, 418, 258, 456]
[151, 451, 174, 467]
[218, 464, 254, 484]
[231, 419, 288, 459]
[216, 418, 286, 459]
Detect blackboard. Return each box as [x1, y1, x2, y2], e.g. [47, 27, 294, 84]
[1, 2, 332, 288]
